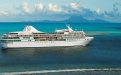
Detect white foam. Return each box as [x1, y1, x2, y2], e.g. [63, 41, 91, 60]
[1, 68, 121, 75]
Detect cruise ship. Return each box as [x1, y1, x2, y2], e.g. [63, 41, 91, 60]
[0, 25, 94, 49]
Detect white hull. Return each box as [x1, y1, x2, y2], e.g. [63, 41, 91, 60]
[1, 37, 93, 49]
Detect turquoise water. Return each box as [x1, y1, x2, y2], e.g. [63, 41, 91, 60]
[0, 23, 121, 74]
[0, 22, 121, 35]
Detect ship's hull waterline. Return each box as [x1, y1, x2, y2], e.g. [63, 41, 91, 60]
[1, 37, 93, 49]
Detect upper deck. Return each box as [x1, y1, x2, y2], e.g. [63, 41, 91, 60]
[1, 25, 86, 41]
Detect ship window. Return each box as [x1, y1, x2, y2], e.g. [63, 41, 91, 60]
[10, 33, 18, 34]
[34, 35, 38, 36]
[13, 37, 19, 39]
[1, 40, 6, 42]
[23, 37, 30, 39]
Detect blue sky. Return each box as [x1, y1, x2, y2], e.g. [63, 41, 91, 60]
[0, 0, 121, 22]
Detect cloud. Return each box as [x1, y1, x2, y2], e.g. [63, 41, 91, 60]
[15, 2, 32, 14]
[96, 8, 100, 13]
[35, 3, 44, 11]
[113, 4, 118, 12]
[61, 2, 84, 15]
[97, 3, 121, 22]
[103, 3, 120, 17]
[0, 10, 9, 16]
[9, 2, 121, 22]
[66, 2, 82, 12]
[22, 2, 32, 14]
[102, 12, 111, 18]
[48, 3, 62, 12]
[68, 2, 81, 10]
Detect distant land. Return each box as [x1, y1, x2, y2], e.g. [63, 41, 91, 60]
[60, 16, 110, 23]
[23, 16, 110, 23]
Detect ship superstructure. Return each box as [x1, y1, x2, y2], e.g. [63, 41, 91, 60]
[0, 25, 94, 49]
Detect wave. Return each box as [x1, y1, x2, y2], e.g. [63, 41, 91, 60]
[1, 68, 121, 75]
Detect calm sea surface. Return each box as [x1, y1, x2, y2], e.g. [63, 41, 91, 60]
[0, 22, 121, 75]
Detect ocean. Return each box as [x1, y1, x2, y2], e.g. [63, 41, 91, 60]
[0, 22, 121, 75]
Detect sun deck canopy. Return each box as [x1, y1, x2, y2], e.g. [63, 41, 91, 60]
[9, 25, 45, 35]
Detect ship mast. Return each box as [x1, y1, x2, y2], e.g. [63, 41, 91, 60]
[65, 23, 73, 32]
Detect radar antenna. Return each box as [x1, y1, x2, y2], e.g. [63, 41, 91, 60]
[65, 23, 73, 32]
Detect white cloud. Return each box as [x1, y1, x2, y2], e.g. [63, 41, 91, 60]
[3, 2, 120, 22]
[96, 8, 100, 13]
[35, 3, 44, 11]
[22, 2, 32, 14]
[0, 10, 9, 16]
[66, 2, 83, 13]
[48, 3, 62, 12]
[68, 2, 81, 9]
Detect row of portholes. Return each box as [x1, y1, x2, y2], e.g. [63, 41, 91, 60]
[85, 39, 89, 40]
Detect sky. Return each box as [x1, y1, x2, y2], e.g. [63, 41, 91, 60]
[0, 0, 121, 22]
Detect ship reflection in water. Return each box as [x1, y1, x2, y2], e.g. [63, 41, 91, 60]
[1, 46, 91, 56]
[0, 46, 91, 65]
